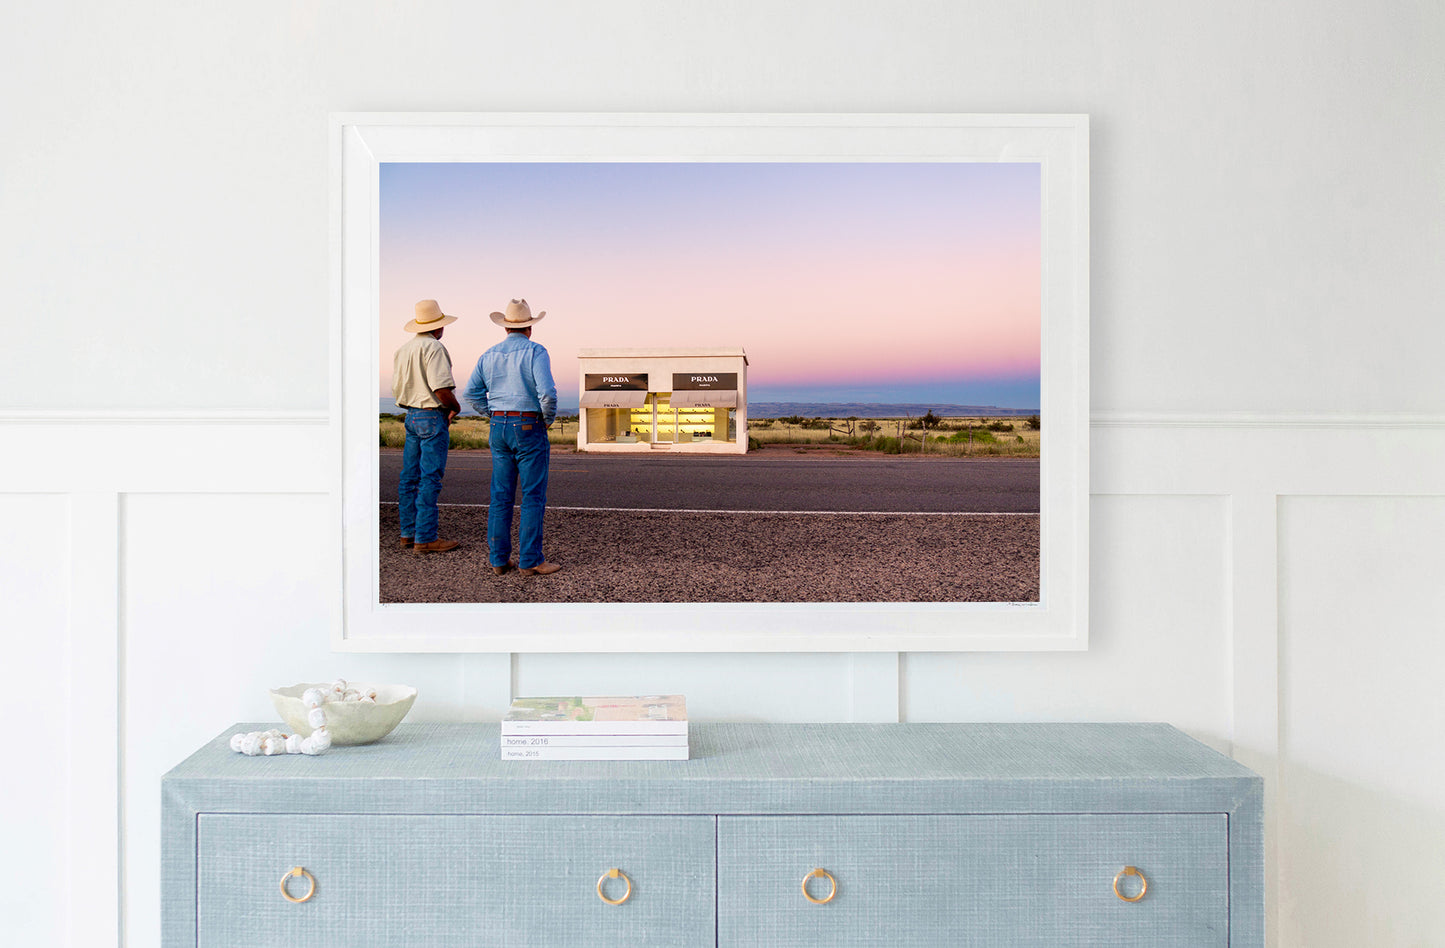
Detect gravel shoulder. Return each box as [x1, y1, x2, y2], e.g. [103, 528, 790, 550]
[381, 505, 1038, 604]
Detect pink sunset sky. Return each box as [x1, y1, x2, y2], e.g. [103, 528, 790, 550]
[379, 162, 1040, 410]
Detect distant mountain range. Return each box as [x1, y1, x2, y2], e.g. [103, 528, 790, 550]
[747, 402, 1038, 419]
[381, 397, 1037, 418]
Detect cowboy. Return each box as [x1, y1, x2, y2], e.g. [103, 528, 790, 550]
[462, 299, 561, 576]
[392, 299, 462, 553]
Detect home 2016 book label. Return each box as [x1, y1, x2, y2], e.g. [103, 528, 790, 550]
[502, 734, 688, 747]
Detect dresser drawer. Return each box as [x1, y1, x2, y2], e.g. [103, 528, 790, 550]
[196, 814, 715, 947]
[717, 814, 1229, 947]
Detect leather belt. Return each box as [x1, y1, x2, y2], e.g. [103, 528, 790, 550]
[491, 411, 539, 417]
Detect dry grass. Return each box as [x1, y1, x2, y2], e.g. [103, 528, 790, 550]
[382, 413, 1037, 456]
[379, 417, 406, 448]
[379, 414, 581, 451]
[750, 416, 1040, 457]
[749, 425, 838, 445]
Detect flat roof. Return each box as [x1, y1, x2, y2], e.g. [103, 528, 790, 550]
[577, 346, 748, 364]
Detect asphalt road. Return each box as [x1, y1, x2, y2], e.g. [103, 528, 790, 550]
[380, 447, 1039, 513]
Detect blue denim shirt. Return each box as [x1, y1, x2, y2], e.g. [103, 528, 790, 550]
[461, 332, 558, 425]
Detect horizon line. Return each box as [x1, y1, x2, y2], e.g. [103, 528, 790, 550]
[380, 396, 1040, 414]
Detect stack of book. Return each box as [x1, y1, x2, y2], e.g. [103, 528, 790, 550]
[499, 695, 689, 761]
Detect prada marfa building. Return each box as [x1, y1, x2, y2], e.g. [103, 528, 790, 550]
[577, 347, 748, 454]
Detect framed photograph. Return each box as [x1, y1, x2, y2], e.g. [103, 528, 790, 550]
[332, 113, 1088, 652]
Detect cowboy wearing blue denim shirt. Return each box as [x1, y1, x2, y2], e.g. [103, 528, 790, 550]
[462, 299, 562, 576]
[392, 299, 463, 553]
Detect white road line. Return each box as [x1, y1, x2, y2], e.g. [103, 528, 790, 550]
[380, 502, 1037, 517]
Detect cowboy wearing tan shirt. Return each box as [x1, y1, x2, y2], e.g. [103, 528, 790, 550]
[392, 299, 462, 553]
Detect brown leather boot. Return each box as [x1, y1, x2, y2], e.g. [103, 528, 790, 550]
[519, 561, 562, 575]
[400, 537, 414, 549]
[491, 561, 516, 575]
[413, 539, 460, 553]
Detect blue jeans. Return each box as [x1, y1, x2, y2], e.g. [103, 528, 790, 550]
[398, 408, 449, 543]
[488, 415, 550, 569]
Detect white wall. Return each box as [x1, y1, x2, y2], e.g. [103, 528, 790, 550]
[2, 3, 1442, 946]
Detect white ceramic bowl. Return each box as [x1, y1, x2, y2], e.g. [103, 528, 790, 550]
[269, 682, 418, 746]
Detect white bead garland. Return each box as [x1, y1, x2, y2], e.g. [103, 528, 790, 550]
[229, 679, 368, 758]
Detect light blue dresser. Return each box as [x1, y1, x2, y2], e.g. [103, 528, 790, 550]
[162, 723, 1263, 946]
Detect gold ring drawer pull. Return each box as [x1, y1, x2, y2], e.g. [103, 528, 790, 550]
[802, 867, 837, 904]
[597, 868, 632, 905]
[1113, 866, 1147, 902]
[280, 867, 316, 904]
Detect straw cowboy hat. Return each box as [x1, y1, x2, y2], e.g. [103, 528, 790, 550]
[403, 299, 458, 333]
[489, 298, 547, 328]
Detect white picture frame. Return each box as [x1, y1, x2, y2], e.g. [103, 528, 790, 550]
[332, 112, 1088, 652]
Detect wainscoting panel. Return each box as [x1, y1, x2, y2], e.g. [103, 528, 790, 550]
[0, 417, 332, 493]
[1277, 495, 1445, 947]
[0, 493, 72, 947]
[903, 493, 1232, 746]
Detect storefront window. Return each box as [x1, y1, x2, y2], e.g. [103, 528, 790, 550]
[658, 393, 735, 444]
[628, 394, 663, 443]
[586, 392, 735, 445]
[584, 407, 640, 443]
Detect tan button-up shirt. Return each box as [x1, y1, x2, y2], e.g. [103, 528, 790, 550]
[391, 333, 455, 410]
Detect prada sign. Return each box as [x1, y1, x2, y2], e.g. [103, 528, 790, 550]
[672, 373, 737, 391]
[585, 374, 648, 391]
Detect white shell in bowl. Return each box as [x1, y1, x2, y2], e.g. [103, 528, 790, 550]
[269, 682, 417, 745]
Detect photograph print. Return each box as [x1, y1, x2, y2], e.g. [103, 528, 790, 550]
[377, 159, 1043, 606]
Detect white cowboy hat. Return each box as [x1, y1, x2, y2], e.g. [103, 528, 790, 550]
[403, 299, 459, 333]
[489, 298, 547, 328]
